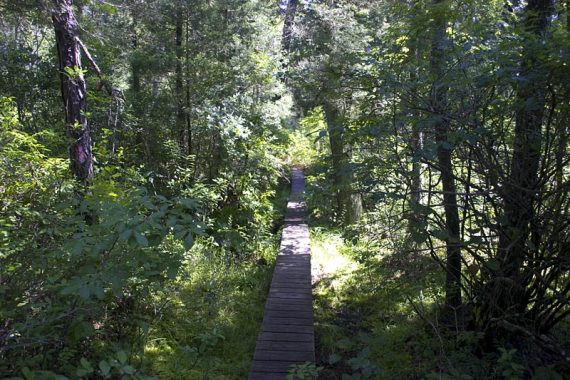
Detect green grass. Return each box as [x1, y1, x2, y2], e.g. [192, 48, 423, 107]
[144, 253, 275, 379]
[142, 181, 290, 379]
[311, 227, 570, 379]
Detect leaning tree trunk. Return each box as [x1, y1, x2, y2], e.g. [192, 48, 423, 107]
[52, 0, 93, 182]
[429, 0, 462, 310]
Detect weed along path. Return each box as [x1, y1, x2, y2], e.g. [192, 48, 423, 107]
[249, 168, 315, 380]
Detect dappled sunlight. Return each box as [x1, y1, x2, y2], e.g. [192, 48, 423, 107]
[143, 258, 275, 380]
[311, 230, 357, 285]
[310, 228, 452, 379]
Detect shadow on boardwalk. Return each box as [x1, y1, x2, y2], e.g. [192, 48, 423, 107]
[249, 168, 315, 380]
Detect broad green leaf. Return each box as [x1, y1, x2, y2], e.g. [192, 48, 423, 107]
[134, 232, 148, 247]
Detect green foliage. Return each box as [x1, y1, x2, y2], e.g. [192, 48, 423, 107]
[285, 107, 326, 168]
[143, 235, 278, 379]
[3, 0, 570, 377]
[287, 361, 322, 380]
[496, 348, 525, 380]
[63, 65, 86, 82]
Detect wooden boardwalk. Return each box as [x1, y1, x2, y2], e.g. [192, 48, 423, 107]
[249, 168, 314, 380]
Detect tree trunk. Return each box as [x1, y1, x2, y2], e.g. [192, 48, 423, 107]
[52, 0, 94, 183]
[323, 101, 361, 224]
[429, 0, 462, 310]
[409, 122, 422, 229]
[282, 0, 298, 52]
[175, 11, 189, 155]
[130, 5, 151, 159]
[323, 102, 345, 215]
[556, 0, 570, 188]
[185, 10, 192, 155]
[491, 0, 552, 320]
[407, 38, 423, 234]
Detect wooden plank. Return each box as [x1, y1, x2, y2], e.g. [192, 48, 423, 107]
[251, 360, 310, 373]
[270, 288, 311, 293]
[265, 300, 311, 309]
[272, 272, 310, 278]
[273, 270, 310, 275]
[254, 350, 314, 362]
[272, 274, 310, 279]
[270, 284, 311, 291]
[249, 169, 314, 379]
[271, 280, 311, 287]
[273, 268, 310, 273]
[270, 287, 312, 294]
[269, 293, 312, 301]
[257, 331, 314, 343]
[276, 257, 309, 262]
[261, 323, 313, 334]
[249, 372, 287, 380]
[272, 275, 310, 281]
[269, 294, 313, 301]
[272, 272, 310, 277]
[250, 361, 296, 373]
[277, 257, 310, 262]
[265, 296, 312, 305]
[263, 316, 313, 326]
[274, 265, 309, 270]
[255, 340, 314, 352]
[265, 300, 312, 311]
[272, 271, 309, 276]
[265, 309, 313, 319]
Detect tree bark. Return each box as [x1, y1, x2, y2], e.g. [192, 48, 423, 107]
[282, 0, 298, 52]
[409, 122, 422, 229]
[429, 0, 462, 310]
[556, 0, 570, 188]
[491, 0, 552, 319]
[175, 11, 189, 155]
[407, 37, 423, 234]
[52, 0, 93, 183]
[323, 101, 362, 224]
[185, 10, 192, 155]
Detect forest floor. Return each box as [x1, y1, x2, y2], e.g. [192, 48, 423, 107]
[310, 227, 570, 379]
[310, 228, 455, 379]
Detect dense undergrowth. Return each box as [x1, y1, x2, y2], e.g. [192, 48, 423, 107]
[290, 72, 570, 378]
[143, 239, 275, 379]
[306, 184, 570, 380]
[0, 91, 292, 379]
[142, 184, 290, 380]
[310, 226, 570, 380]
[298, 107, 570, 378]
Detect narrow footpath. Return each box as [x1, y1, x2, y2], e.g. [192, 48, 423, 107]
[249, 168, 315, 379]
